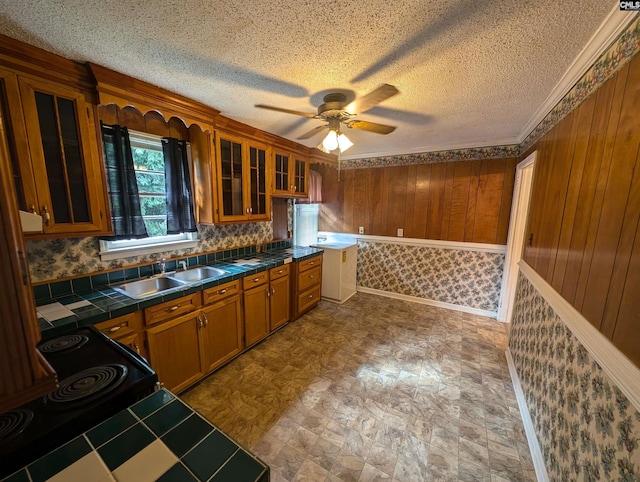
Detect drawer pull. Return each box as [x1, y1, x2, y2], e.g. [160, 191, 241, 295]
[276, 269, 283, 274]
[308, 294, 314, 299]
[202, 313, 209, 327]
[166, 304, 180, 312]
[308, 261, 314, 265]
[217, 288, 228, 295]
[102, 322, 127, 334]
[252, 277, 260, 282]
[309, 275, 314, 279]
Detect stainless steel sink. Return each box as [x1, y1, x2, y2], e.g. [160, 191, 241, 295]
[112, 276, 187, 299]
[170, 266, 228, 283]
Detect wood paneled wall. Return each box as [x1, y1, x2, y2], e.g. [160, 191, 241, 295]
[316, 158, 517, 244]
[523, 54, 640, 366]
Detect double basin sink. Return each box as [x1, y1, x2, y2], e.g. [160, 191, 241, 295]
[111, 266, 228, 300]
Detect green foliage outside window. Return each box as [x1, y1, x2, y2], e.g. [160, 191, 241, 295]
[132, 146, 167, 237]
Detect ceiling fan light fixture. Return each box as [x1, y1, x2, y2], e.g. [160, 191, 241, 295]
[322, 129, 339, 151]
[337, 133, 353, 153]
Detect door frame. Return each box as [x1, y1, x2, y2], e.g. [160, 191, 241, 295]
[497, 151, 536, 323]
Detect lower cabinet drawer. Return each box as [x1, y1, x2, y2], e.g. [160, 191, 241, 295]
[297, 285, 321, 313]
[298, 266, 321, 292]
[144, 292, 201, 326]
[95, 311, 141, 339]
[202, 279, 240, 306]
[242, 271, 268, 289]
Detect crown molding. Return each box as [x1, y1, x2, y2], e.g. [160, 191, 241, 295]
[517, 6, 637, 144]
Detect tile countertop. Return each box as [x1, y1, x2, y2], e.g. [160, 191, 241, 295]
[1, 389, 269, 482]
[34, 247, 323, 338]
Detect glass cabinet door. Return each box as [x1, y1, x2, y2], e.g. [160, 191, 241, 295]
[248, 142, 270, 220]
[218, 136, 245, 219]
[17, 77, 109, 236]
[294, 156, 309, 196]
[273, 151, 290, 196]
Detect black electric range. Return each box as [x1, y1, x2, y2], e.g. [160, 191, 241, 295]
[0, 326, 158, 478]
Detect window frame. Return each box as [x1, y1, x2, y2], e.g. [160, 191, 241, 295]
[99, 130, 198, 261]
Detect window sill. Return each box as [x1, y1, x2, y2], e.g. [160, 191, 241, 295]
[99, 239, 199, 261]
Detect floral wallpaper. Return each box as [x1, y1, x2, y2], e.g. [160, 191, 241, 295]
[343, 17, 640, 169]
[26, 222, 273, 282]
[356, 241, 504, 312]
[509, 273, 640, 481]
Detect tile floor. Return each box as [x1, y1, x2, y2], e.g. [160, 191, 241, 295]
[181, 293, 536, 481]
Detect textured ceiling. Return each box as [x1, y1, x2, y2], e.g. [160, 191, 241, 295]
[0, 1, 621, 160]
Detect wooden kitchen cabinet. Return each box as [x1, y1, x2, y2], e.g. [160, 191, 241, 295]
[243, 273, 270, 346]
[214, 131, 271, 223]
[95, 311, 147, 360]
[269, 264, 290, 331]
[272, 149, 309, 198]
[291, 254, 323, 320]
[3, 70, 109, 238]
[0, 85, 57, 413]
[200, 280, 244, 372]
[146, 310, 205, 393]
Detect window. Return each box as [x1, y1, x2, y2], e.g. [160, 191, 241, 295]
[99, 131, 197, 260]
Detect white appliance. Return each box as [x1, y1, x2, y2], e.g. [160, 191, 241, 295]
[310, 241, 357, 303]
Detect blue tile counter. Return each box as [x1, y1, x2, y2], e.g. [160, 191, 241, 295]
[2, 389, 269, 482]
[33, 246, 323, 338]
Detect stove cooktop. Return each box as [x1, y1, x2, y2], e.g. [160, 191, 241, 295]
[0, 327, 158, 478]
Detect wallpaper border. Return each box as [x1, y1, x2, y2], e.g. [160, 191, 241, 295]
[518, 261, 640, 412]
[357, 286, 497, 318]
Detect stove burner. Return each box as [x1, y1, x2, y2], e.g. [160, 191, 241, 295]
[44, 364, 128, 409]
[39, 334, 89, 354]
[0, 409, 33, 442]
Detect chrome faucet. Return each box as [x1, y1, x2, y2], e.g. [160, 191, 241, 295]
[156, 257, 166, 274]
[178, 260, 187, 271]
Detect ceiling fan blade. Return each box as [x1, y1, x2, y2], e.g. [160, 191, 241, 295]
[345, 84, 399, 114]
[346, 120, 396, 135]
[255, 104, 316, 118]
[297, 124, 327, 140]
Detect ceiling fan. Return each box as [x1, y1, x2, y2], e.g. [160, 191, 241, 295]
[255, 84, 399, 153]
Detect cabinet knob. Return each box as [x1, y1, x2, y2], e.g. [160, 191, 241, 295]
[217, 288, 228, 295]
[276, 269, 283, 274]
[252, 277, 260, 283]
[166, 304, 180, 312]
[308, 294, 313, 299]
[41, 205, 50, 226]
[309, 275, 314, 279]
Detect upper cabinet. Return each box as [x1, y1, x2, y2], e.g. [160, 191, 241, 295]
[214, 131, 271, 223]
[1, 68, 110, 238]
[272, 149, 309, 198]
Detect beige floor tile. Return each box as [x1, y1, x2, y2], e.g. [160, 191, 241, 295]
[182, 294, 536, 482]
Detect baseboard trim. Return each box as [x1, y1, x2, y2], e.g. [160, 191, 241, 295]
[505, 349, 549, 482]
[356, 286, 497, 318]
[519, 261, 640, 412]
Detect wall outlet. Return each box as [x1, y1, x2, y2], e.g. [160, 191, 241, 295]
[358, 226, 364, 234]
[397, 228, 404, 237]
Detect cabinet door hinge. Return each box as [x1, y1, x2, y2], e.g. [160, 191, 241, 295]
[86, 107, 90, 118]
